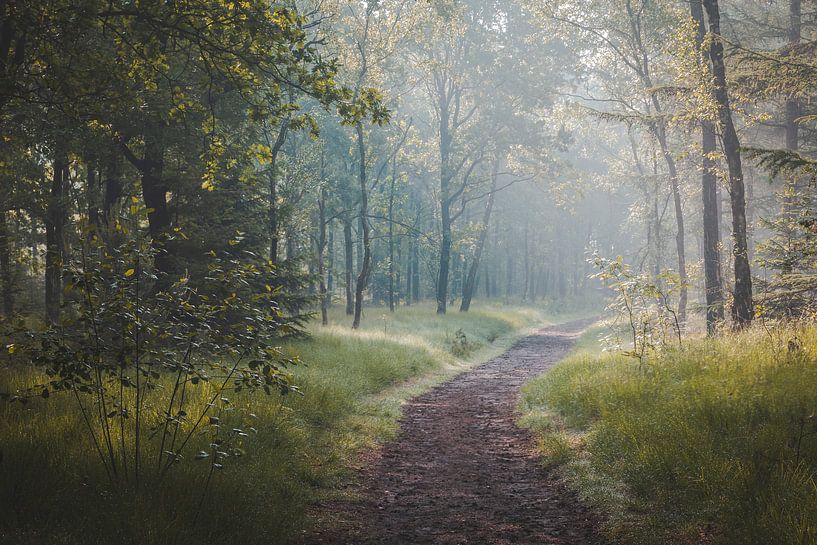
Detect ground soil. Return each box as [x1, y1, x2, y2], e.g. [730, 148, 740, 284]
[301, 319, 605, 545]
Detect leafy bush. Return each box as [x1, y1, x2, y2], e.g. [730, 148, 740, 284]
[590, 254, 684, 362]
[0, 218, 303, 542]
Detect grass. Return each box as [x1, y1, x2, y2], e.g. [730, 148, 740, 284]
[519, 323, 817, 545]
[0, 300, 566, 545]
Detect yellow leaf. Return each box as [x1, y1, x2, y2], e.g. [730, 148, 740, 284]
[7, 344, 16, 354]
[124, 268, 136, 277]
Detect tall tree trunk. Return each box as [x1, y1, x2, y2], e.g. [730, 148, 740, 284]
[436, 89, 453, 315]
[352, 123, 371, 329]
[45, 153, 67, 325]
[327, 222, 334, 301]
[286, 232, 296, 262]
[785, 0, 801, 152]
[102, 152, 122, 229]
[691, 0, 725, 334]
[317, 186, 328, 326]
[411, 215, 420, 303]
[702, 121, 725, 331]
[484, 262, 491, 299]
[388, 159, 396, 312]
[703, 0, 753, 327]
[653, 127, 688, 325]
[0, 208, 12, 316]
[459, 165, 496, 312]
[437, 196, 452, 314]
[626, 1, 688, 324]
[505, 245, 514, 302]
[522, 219, 530, 301]
[343, 217, 354, 315]
[406, 231, 413, 306]
[141, 133, 173, 283]
[86, 159, 101, 231]
[267, 121, 289, 266]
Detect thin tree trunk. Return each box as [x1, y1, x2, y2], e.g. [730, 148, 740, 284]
[505, 245, 514, 302]
[343, 218, 354, 315]
[388, 159, 396, 312]
[0, 208, 12, 316]
[626, 1, 688, 324]
[654, 128, 688, 325]
[327, 223, 334, 301]
[45, 153, 67, 325]
[406, 231, 413, 306]
[785, 0, 801, 152]
[702, 121, 725, 331]
[267, 121, 289, 266]
[437, 198, 452, 314]
[86, 159, 100, 231]
[352, 123, 371, 329]
[411, 214, 420, 303]
[121, 127, 173, 285]
[460, 164, 497, 312]
[318, 186, 328, 326]
[703, 0, 753, 327]
[436, 85, 453, 315]
[691, 0, 725, 334]
[102, 152, 122, 229]
[522, 219, 530, 302]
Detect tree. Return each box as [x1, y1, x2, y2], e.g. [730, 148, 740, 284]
[690, 0, 725, 334]
[702, 0, 754, 327]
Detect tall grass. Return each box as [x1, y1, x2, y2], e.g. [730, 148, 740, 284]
[1, 301, 552, 544]
[520, 324, 817, 545]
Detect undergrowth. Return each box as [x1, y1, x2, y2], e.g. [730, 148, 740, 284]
[0, 301, 553, 545]
[520, 323, 817, 545]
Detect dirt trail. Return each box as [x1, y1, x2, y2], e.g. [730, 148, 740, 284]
[302, 319, 605, 545]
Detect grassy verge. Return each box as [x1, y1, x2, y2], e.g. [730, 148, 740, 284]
[520, 324, 817, 545]
[0, 301, 561, 545]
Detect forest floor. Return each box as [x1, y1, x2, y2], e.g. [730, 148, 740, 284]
[300, 318, 605, 545]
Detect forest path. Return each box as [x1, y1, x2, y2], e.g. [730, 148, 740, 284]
[301, 319, 605, 545]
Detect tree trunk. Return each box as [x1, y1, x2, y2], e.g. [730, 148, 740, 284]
[267, 120, 289, 266]
[122, 127, 174, 286]
[411, 216, 420, 303]
[86, 159, 101, 231]
[626, 1, 688, 323]
[461, 164, 498, 312]
[702, 0, 753, 327]
[437, 195, 452, 314]
[45, 153, 67, 325]
[702, 121, 725, 331]
[653, 127, 688, 325]
[691, 0, 725, 334]
[102, 152, 122, 229]
[327, 222, 334, 300]
[505, 247, 514, 302]
[388, 159, 396, 312]
[352, 123, 371, 329]
[0, 208, 12, 316]
[318, 187, 328, 326]
[785, 0, 801, 152]
[522, 219, 530, 301]
[436, 85, 454, 315]
[406, 231, 413, 306]
[343, 218, 354, 315]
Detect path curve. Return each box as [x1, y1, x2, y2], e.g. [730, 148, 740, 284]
[303, 319, 605, 545]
